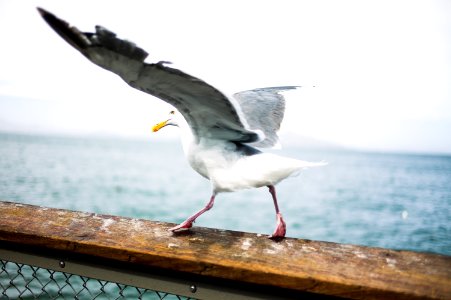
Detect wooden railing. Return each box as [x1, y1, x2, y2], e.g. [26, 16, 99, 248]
[0, 201, 450, 299]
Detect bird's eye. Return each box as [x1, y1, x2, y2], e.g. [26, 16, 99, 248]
[169, 110, 175, 115]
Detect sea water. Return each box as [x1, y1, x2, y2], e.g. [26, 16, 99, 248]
[0, 132, 450, 255]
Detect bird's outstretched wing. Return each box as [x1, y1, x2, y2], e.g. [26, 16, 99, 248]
[37, 7, 261, 143]
[233, 86, 298, 148]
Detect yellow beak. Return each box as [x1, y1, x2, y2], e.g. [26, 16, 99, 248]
[152, 120, 169, 132]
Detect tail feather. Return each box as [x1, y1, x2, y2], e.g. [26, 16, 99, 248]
[298, 160, 328, 168]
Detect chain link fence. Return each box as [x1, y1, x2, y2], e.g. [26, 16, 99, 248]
[1, 259, 195, 300]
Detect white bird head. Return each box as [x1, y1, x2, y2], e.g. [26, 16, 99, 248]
[152, 110, 181, 132]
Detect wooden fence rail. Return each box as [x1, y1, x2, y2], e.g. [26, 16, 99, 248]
[0, 201, 450, 299]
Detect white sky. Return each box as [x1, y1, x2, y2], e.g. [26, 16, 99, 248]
[0, 0, 450, 153]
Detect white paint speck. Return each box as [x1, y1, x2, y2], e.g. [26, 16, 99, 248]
[264, 242, 285, 255]
[77, 211, 92, 218]
[168, 243, 179, 249]
[284, 240, 294, 248]
[153, 227, 166, 237]
[386, 258, 397, 268]
[301, 245, 316, 253]
[189, 237, 204, 242]
[241, 238, 253, 251]
[264, 249, 277, 255]
[100, 218, 115, 233]
[355, 252, 368, 259]
[131, 219, 145, 231]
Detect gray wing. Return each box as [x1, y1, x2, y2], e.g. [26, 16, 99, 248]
[233, 86, 298, 148]
[37, 8, 260, 144]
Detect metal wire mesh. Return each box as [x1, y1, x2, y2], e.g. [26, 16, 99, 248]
[0, 259, 195, 300]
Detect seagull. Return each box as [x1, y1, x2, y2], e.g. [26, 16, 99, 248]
[38, 8, 325, 239]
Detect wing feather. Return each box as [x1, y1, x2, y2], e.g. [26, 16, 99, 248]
[38, 8, 260, 143]
[233, 86, 298, 148]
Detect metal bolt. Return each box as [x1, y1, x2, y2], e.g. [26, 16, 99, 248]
[59, 261, 65, 268]
[190, 284, 197, 293]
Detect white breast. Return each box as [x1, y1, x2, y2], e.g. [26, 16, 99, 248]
[184, 138, 239, 180]
[179, 125, 325, 193]
[210, 153, 309, 193]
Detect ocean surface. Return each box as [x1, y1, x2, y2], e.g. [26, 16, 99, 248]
[0, 132, 450, 256]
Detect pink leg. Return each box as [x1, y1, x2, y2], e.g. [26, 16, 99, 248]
[169, 194, 216, 232]
[268, 185, 286, 239]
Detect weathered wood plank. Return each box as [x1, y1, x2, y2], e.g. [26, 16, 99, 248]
[0, 201, 449, 299]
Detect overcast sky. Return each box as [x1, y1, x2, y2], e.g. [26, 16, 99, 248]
[0, 0, 450, 153]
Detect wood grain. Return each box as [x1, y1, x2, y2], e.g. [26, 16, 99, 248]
[0, 201, 449, 299]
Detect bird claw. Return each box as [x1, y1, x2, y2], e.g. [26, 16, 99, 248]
[269, 213, 286, 239]
[169, 220, 193, 232]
